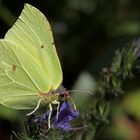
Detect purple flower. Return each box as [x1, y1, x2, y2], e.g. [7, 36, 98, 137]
[28, 101, 79, 133]
[54, 101, 79, 131]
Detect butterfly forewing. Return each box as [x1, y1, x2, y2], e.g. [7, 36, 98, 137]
[5, 4, 63, 90]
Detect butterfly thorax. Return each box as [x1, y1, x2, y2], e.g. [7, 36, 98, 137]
[39, 86, 69, 105]
[39, 92, 59, 105]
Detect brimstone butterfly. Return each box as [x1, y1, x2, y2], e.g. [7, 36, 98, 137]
[0, 3, 72, 120]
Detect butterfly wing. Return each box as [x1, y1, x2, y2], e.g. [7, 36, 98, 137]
[5, 3, 63, 90]
[0, 40, 51, 109]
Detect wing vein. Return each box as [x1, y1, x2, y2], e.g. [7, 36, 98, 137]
[4, 71, 36, 91]
[21, 11, 42, 45]
[2, 43, 42, 92]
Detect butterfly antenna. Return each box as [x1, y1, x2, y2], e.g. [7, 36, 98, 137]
[69, 96, 77, 110]
[67, 90, 95, 96]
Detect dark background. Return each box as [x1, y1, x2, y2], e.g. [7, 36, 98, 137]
[0, 0, 140, 139]
[1, 0, 140, 88]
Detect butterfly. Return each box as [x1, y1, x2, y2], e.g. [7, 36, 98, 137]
[0, 3, 74, 129]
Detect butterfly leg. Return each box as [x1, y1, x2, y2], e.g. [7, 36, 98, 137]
[26, 99, 41, 116]
[52, 100, 60, 120]
[48, 103, 52, 129]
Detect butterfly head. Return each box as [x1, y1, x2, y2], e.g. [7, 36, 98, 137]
[55, 86, 70, 101]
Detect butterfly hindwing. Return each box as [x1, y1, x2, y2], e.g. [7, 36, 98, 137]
[0, 40, 51, 109]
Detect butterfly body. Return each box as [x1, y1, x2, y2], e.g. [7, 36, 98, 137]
[0, 4, 80, 131]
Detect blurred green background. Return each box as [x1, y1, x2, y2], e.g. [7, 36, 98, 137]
[0, 0, 140, 139]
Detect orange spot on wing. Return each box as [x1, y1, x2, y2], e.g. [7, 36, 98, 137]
[41, 45, 44, 48]
[12, 65, 16, 71]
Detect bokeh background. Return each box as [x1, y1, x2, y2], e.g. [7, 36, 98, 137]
[0, 0, 140, 139]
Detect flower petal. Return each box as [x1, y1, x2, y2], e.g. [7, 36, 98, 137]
[54, 102, 79, 131]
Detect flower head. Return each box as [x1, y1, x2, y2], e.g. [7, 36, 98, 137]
[27, 101, 79, 136]
[54, 101, 79, 131]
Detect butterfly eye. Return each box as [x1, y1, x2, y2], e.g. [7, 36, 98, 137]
[59, 94, 64, 97]
[12, 64, 16, 71]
